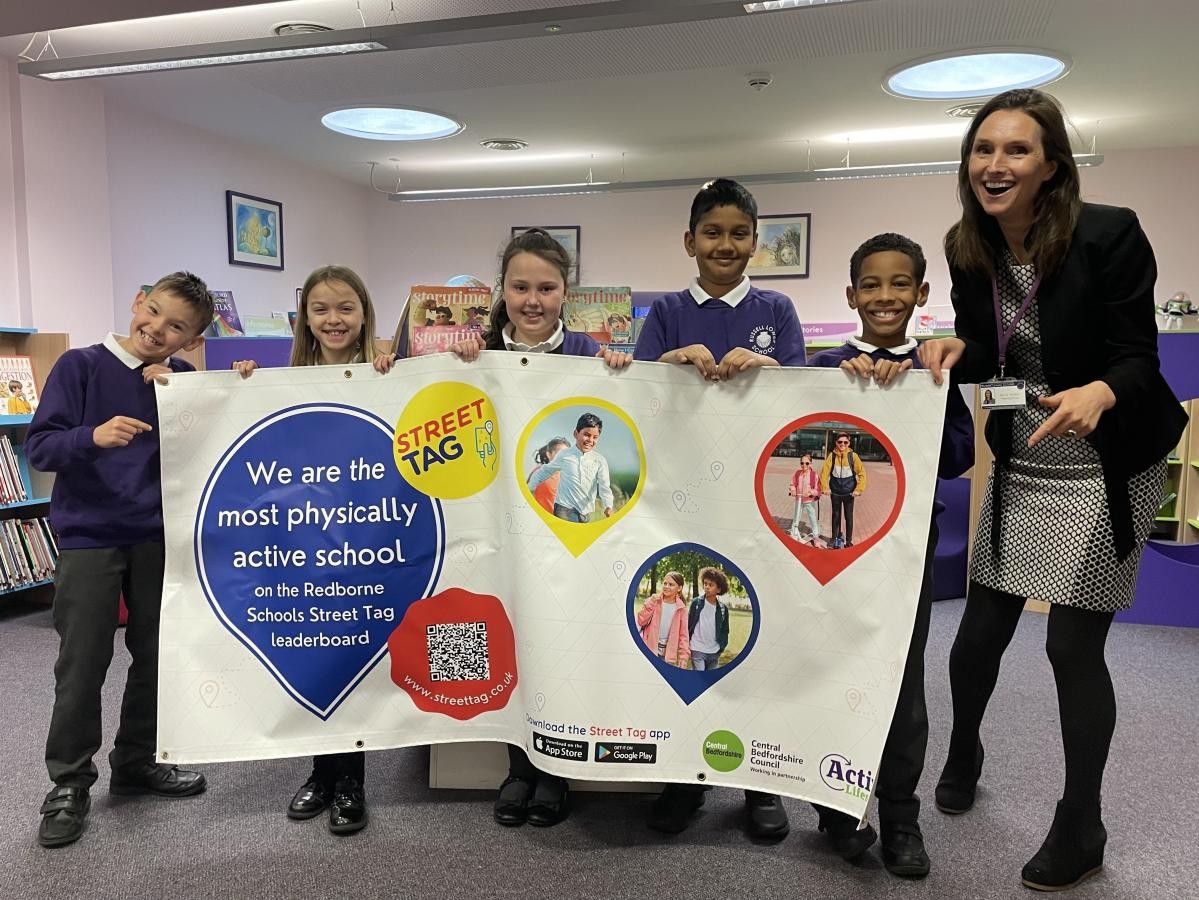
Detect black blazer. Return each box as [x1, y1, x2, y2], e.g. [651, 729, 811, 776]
[950, 203, 1186, 556]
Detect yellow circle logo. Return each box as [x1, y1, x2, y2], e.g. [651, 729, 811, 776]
[393, 382, 499, 498]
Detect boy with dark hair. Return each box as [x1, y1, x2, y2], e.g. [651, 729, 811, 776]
[635, 178, 805, 840]
[527, 412, 614, 522]
[29, 272, 214, 848]
[687, 567, 730, 671]
[808, 234, 973, 877]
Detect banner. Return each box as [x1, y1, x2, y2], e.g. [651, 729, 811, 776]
[157, 354, 947, 819]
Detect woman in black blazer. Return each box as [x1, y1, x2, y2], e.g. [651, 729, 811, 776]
[920, 89, 1185, 892]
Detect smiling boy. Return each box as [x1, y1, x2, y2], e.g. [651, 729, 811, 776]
[527, 412, 613, 523]
[28, 273, 214, 848]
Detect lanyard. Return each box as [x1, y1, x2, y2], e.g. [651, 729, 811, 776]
[991, 273, 1042, 378]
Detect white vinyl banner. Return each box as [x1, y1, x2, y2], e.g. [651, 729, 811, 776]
[157, 353, 947, 819]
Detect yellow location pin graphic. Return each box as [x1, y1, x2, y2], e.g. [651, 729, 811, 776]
[517, 397, 644, 557]
[394, 382, 500, 498]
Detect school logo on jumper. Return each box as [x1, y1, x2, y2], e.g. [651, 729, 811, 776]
[820, 753, 874, 800]
[748, 324, 777, 355]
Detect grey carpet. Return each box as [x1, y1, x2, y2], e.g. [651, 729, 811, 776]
[1, 596, 1196, 900]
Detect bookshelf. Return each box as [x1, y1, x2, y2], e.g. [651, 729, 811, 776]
[0, 327, 69, 602]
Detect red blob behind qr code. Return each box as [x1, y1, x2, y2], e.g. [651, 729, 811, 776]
[387, 588, 518, 720]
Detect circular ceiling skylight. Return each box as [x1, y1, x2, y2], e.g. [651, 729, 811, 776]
[321, 107, 463, 141]
[884, 51, 1069, 100]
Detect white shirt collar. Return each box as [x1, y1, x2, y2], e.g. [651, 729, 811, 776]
[848, 336, 918, 355]
[104, 332, 166, 369]
[502, 320, 565, 353]
[687, 276, 751, 308]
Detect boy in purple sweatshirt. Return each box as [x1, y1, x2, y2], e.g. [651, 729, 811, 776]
[635, 178, 804, 842]
[29, 272, 214, 849]
[808, 233, 973, 877]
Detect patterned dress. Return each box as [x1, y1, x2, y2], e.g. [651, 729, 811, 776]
[970, 252, 1166, 611]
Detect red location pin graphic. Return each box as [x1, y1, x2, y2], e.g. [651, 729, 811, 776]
[754, 412, 905, 585]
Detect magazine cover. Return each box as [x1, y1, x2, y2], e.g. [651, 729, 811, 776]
[0, 356, 38, 415]
[406, 285, 493, 357]
[207, 290, 245, 337]
[564, 286, 633, 345]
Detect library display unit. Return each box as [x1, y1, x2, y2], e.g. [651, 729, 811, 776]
[0, 327, 69, 604]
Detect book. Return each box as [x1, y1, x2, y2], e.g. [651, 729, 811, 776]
[242, 315, 293, 337]
[405, 285, 493, 357]
[563, 286, 633, 345]
[206, 290, 244, 337]
[0, 355, 38, 415]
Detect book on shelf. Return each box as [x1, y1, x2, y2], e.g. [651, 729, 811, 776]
[206, 291, 245, 337]
[0, 434, 28, 504]
[242, 314, 293, 337]
[0, 355, 38, 415]
[404, 285, 493, 357]
[0, 515, 56, 590]
[564, 286, 633, 346]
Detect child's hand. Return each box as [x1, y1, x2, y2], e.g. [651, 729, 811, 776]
[142, 364, 174, 385]
[93, 416, 152, 448]
[231, 359, 258, 378]
[663, 344, 718, 381]
[447, 336, 485, 362]
[717, 347, 777, 381]
[917, 337, 965, 385]
[603, 507, 613, 518]
[373, 352, 397, 374]
[596, 347, 632, 370]
[872, 357, 913, 386]
[839, 353, 876, 381]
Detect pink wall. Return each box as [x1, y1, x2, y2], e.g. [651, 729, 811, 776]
[365, 149, 1199, 339]
[0, 61, 21, 325]
[105, 101, 375, 336]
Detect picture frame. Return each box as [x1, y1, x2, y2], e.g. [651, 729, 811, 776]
[747, 213, 811, 279]
[226, 190, 284, 270]
[511, 225, 580, 285]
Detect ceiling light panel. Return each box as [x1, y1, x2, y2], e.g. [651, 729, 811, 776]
[827, 123, 967, 143]
[885, 50, 1070, 100]
[321, 107, 463, 141]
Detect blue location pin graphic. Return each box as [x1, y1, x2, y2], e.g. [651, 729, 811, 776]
[625, 542, 760, 704]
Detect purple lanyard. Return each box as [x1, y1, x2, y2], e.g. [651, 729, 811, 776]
[991, 273, 1042, 378]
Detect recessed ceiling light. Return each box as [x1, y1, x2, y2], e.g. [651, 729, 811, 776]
[743, 0, 869, 11]
[321, 107, 463, 141]
[480, 139, 528, 151]
[884, 50, 1069, 100]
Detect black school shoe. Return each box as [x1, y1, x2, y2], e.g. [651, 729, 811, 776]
[37, 786, 90, 849]
[647, 784, 707, 834]
[493, 776, 534, 826]
[1020, 802, 1106, 892]
[288, 778, 333, 820]
[526, 777, 570, 827]
[328, 777, 368, 835]
[817, 808, 878, 860]
[881, 828, 931, 878]
[110, 763, 206, 797]
[745, 790, 790, 841]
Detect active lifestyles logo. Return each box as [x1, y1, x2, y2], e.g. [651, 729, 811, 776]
[702, 730, 745, 772]
[819, 752, 874, 800]
[748, 324, 777, 354]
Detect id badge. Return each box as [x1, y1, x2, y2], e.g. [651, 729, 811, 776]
[980, 379, 1026, 410]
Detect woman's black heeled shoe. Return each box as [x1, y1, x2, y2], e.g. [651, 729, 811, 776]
[1021, 801, 1106, 892]
[935, 740, 984, 814]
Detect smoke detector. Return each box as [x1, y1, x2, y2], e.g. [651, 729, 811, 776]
[480, 138, 529, 151]
[272, 22, 334, 36]
[945, 102, 986, 118]
[747, 72, 774, 92]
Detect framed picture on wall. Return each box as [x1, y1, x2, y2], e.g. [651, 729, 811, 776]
[510, 225, 580, 285]
[226, 190, 284, 270]
[747, 213, 810, 279]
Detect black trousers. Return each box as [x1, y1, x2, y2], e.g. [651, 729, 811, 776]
[45, 543, 166, 788]
[814, 520, 936, 833]
[831, 493, 856, 542]
[309, 751, 366, 786]
[507, 745, 563, 784]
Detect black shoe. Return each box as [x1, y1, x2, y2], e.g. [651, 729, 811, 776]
[110, 763, 206, 798]
[648, 784, 706, 834]
[1020, 802, 1106, 892]
[494, 775, 533, 826]
[37, 786, 90, 848]
[526, 777, 569, 827]
[818, 809, 878, 860]
[328, 777, 368, 835]
[845, 541, 854, 548]
[287, 778, 332, 820]
[745, 790, 790, 841]
[881, 829, 931, 878]
[935, 740, 984, 814]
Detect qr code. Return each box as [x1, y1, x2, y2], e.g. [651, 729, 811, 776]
[427, 622, 490, 682]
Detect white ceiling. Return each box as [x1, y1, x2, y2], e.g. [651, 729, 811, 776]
[4, 0, 1199, 192]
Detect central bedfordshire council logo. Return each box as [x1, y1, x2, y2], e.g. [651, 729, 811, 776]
[819, 752, 874, 800]
[702, 730, 745, 772]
